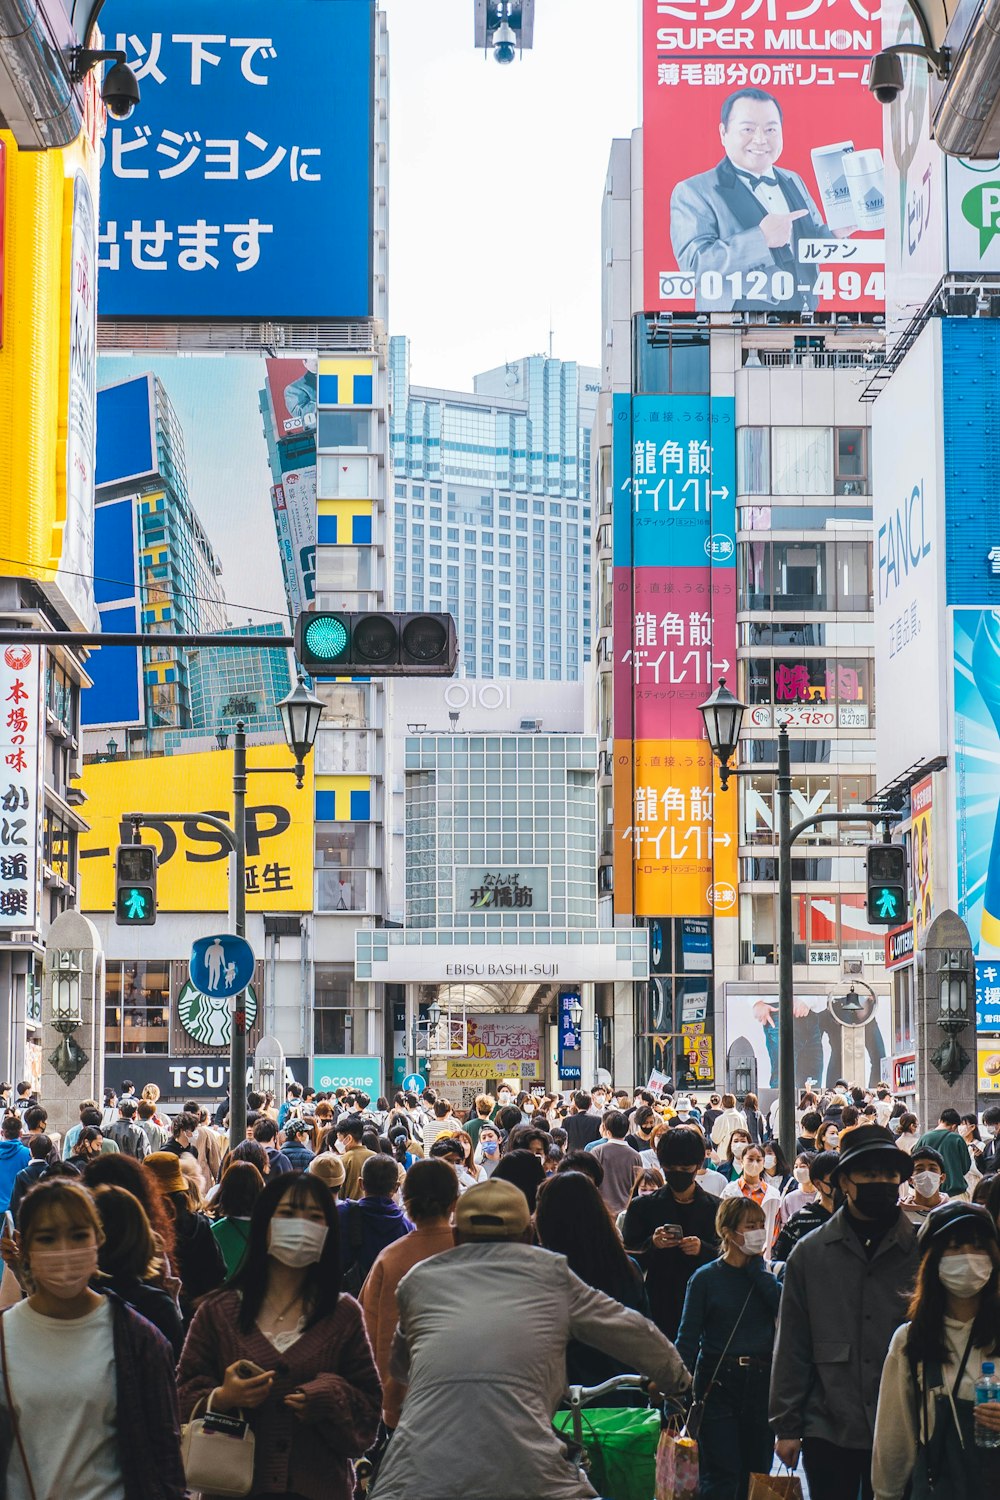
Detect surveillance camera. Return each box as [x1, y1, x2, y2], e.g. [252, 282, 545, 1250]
[101, 59, 140, 119]
[868, 50, 905, 105]
[493, 20, 517, 64]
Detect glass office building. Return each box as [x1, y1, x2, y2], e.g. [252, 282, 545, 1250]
[388, 337, 598, 682]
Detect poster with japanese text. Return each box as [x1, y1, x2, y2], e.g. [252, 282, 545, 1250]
[643, 0, 886, 315]
[80, 748, 314, 913]
[615, 743, 737, 918]
[0, 645, 42, 931]
[98, 0, 374, 318]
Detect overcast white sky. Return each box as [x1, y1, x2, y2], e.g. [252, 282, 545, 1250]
[381, 0, 640, 390]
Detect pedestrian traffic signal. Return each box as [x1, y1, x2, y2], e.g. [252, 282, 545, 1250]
[866, 843, 907, 926]
[294, 612, 458, 677]
[115, 844, 157, 926]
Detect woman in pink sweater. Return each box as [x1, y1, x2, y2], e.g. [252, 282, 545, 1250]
[177, 1172, 381, 1500]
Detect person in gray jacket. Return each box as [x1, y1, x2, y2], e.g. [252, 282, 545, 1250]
[769, 1124, 920, 1500]
[370, 1178, 690, 1500]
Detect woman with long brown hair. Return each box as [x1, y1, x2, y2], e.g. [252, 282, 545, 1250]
[872, 1201, 1000, 1497]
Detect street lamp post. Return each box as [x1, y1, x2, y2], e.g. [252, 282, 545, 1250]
[124, 675, 323, 1151]
[699, 680, 900, 1157]
[229, 675, 322, 1147]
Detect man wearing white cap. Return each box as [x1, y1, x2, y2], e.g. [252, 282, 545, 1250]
[370, 1179, 690, 1500]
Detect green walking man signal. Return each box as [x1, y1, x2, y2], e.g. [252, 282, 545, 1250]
[115, 844, 157, 927]
[865, 843, 908, 927]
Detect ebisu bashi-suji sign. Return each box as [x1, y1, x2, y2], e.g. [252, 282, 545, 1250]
[97, 0, 374, 318]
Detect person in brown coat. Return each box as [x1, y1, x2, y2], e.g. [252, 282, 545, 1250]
[360, 1159, 458, 1430]
[177, 1172, 382, 1500]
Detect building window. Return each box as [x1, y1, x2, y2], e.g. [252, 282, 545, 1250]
[317, 411, 373, 450]
[737, 428, 770, 496]
[633, 318, 710, 395]
[105, 961, 170, 1055]
[835, 428, 869, 495]
[771, 428, 833, 495]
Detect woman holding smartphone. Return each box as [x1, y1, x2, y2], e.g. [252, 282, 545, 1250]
[177, 1170, 381, 1500]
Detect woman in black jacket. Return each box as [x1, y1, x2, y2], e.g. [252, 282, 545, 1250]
[535, 1170, 651, 1392]
[92, 1182, 184, 1358]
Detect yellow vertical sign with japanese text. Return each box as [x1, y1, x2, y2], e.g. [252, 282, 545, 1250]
[615, 740, 737, 919]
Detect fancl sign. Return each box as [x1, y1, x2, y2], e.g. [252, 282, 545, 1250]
[877, 480, 932, 604]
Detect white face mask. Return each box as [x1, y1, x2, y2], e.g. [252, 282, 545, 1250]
[987, 1125, 999, 1139]
[912, 1170, 942, 1198]
[793, 1166, 811, 1185]
[732, 1142, 747, 1160]
[268, 1218, 328, 1268]
[763, 1154, 777, 1171]
[739, 1228, 768, 1256]
[938, 1251, 993, 1298]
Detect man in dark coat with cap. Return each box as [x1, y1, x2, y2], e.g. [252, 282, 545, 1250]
[769, 1125, 919, 1500]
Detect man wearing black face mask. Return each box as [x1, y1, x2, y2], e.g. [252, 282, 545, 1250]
[622, 1125, 719, 1338]
[769, 1124, 919, 1500]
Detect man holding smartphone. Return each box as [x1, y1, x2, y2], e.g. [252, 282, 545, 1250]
[622, 1125, 719, 1338]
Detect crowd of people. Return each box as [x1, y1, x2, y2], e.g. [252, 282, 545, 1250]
[0, 1074, 996, 1499]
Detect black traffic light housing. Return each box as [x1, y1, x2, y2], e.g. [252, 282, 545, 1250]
[115, 843, 157, 926]
[866, 842, 907, 927]
[294, 611, 458, 678]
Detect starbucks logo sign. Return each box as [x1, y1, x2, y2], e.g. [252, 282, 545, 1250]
[177, 979, 258, 1049]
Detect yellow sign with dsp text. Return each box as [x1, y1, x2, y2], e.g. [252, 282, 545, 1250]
[80, 749, 314, 913]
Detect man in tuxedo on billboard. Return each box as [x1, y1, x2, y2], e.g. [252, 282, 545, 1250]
[670, 88, 835, 314]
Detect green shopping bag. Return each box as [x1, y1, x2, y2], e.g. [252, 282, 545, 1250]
[554, 1406, 662, 1500]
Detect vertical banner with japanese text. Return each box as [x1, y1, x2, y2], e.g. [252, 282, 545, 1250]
[0, 645, 42, 930]
[642, 0, 886, 316]
[612, 394, 738, 918]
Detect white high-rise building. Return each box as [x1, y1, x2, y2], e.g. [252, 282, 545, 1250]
[388, 336, 598, 681]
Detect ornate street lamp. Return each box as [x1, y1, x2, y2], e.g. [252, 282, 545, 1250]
[698, 679, 747, 790]
[48, 949, 88, 1085]
[931, 947, 972, 1086]
[566, 994, 584, 1029]
[278, 673, 324, 788]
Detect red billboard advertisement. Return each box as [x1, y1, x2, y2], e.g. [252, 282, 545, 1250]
[642, 0, 886, 316]
[265, 359, 317, 437]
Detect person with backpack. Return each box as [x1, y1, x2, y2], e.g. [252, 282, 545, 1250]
[339, 1155, 412, 1295]
[105, 1099, 147, 1159]
[9, 1133, 59, 1221]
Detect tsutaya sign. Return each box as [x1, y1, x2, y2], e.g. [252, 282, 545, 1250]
[356, 931, 649, 984]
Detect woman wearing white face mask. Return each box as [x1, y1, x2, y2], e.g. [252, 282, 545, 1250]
[178, 1172, 382, 1500]
[0, 1178, 186, 1500]
[717, 1127, 752, 1183]
[676, 1196, 781, 1500]
[720, 1145, 783, 1250]
[872, 1201, 1000, 1499]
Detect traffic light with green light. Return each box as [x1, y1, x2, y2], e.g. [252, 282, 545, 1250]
[865, 843, 907, 926]
[115, 844, 157, 927]
[294, 612, 458, 677]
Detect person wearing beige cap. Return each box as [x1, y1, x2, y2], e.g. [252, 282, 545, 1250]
[144, 1150, 225, 1323]
[308, 1151, 347, 1193]
[369, 1179, 690, 1500]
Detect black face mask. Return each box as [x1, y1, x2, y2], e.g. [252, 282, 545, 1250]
[666, 1170, 697, 1194]
[850, 1181, 900, 1219]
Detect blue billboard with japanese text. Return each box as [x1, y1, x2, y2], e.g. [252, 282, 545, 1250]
[98, 0, 374, 318]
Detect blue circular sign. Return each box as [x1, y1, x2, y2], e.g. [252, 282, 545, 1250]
[401, 1073, 425, 1095]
